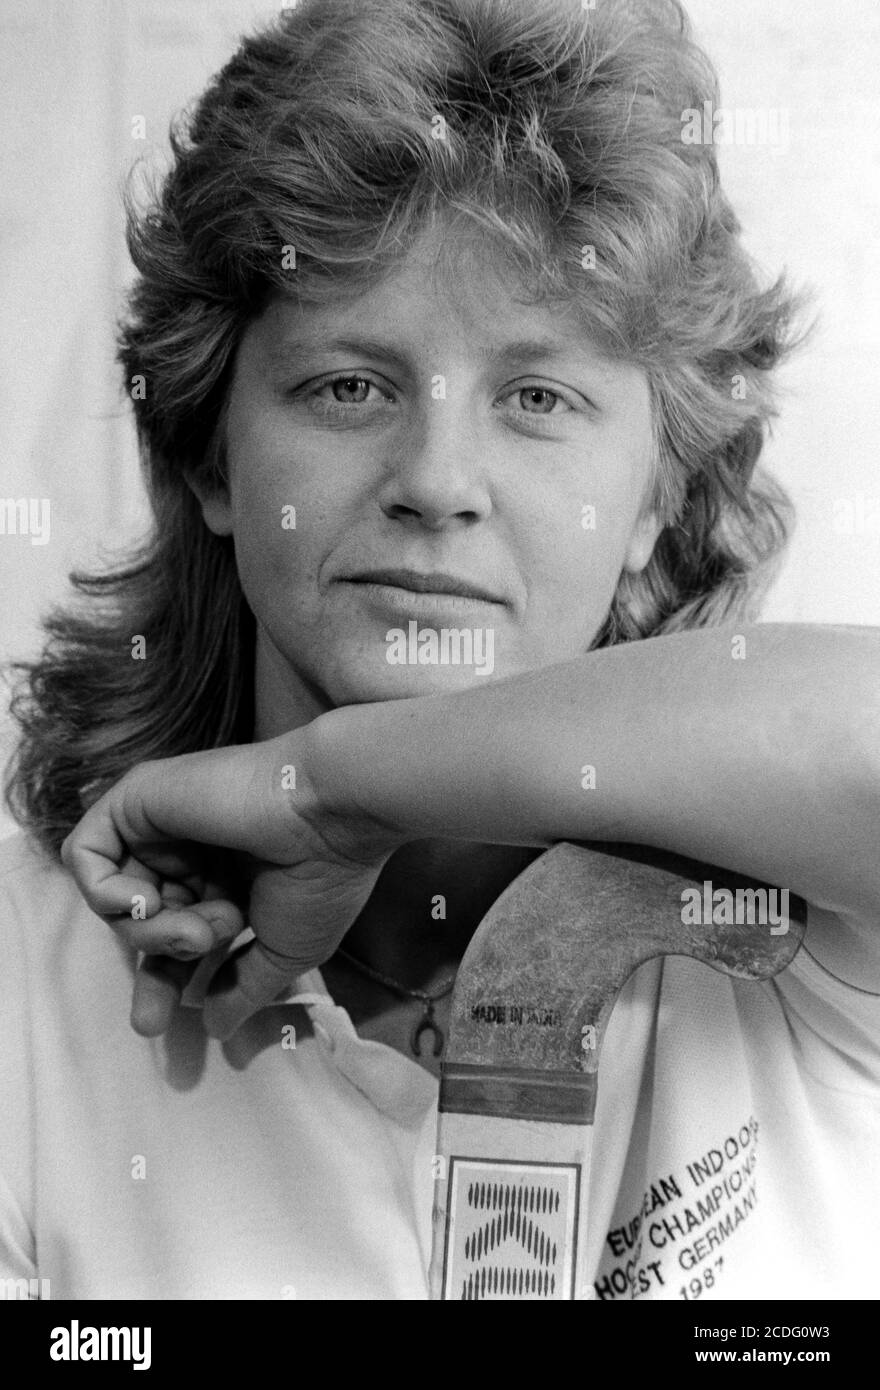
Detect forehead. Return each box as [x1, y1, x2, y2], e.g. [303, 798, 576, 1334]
[248, 221, 637, 384]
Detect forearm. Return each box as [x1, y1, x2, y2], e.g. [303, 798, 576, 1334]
[313, 623, 880, 918]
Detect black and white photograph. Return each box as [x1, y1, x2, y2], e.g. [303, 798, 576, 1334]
[0, 0, 878, 1338]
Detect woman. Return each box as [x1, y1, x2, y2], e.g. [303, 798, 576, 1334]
[2, 0, 878, 1300]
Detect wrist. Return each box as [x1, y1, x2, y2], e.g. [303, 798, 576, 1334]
[302, 702, 412, 858]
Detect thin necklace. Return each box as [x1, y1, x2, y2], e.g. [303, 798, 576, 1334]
[334, 946, 458, 1058]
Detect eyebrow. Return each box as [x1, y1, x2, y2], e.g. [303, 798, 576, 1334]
[266, 334, 607, 373]
[267, 336, 407, 372]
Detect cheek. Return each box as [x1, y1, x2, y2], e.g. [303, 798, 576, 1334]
[225, 402, 346, 594]
[520, 476, 640, 598]
[512, 467, 648, 653]
[224, 449, 323, 633]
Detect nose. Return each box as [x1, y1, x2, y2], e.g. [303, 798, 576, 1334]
[377, 397, 493, 531]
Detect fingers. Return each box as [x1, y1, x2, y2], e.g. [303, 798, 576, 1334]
[61, 817, 148, 919]
[111, 898, 245, 959]
[130, 956, 197, 1037]
[77, 847, 245, 959]
[62, 824, 234, 925]
[202, 940, 308, 1041]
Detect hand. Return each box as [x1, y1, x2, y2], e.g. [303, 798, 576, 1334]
[60, 719, 403, 1040]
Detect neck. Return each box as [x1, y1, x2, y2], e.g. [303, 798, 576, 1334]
[340, 839, 543, 988]
[249, 638, 543, 982]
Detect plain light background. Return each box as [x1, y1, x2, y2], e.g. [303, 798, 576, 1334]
[1, 0, 879, 839]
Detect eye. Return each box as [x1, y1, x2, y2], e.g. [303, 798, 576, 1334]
[311, 374, 389, 409]
[511, 386, 570, 416]
[497, 382, 583, 428]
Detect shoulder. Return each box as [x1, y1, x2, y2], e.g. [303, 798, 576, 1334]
[0, 826, 138, 1122]
[0, 827, 136, 1005]
[0, 829, 69, 951]
[0, 828, 89, 956]
[0, 830, 138, 1280]
[0, 827, 71, 901]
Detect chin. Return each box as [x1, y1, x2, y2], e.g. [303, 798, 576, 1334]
[322, 663, 502, 706]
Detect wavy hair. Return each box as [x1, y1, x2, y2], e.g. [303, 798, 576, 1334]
[5, 0, 812, 856]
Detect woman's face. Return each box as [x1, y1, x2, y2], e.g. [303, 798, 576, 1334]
[193, 223, 662, 734]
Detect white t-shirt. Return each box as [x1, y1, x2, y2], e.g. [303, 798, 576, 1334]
[1, 829, 878, 1300]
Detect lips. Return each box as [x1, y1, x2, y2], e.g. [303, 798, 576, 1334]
[342, 568, 503, 604]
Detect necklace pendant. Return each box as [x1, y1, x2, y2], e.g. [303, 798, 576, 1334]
[411, 1004, 444, 1058]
